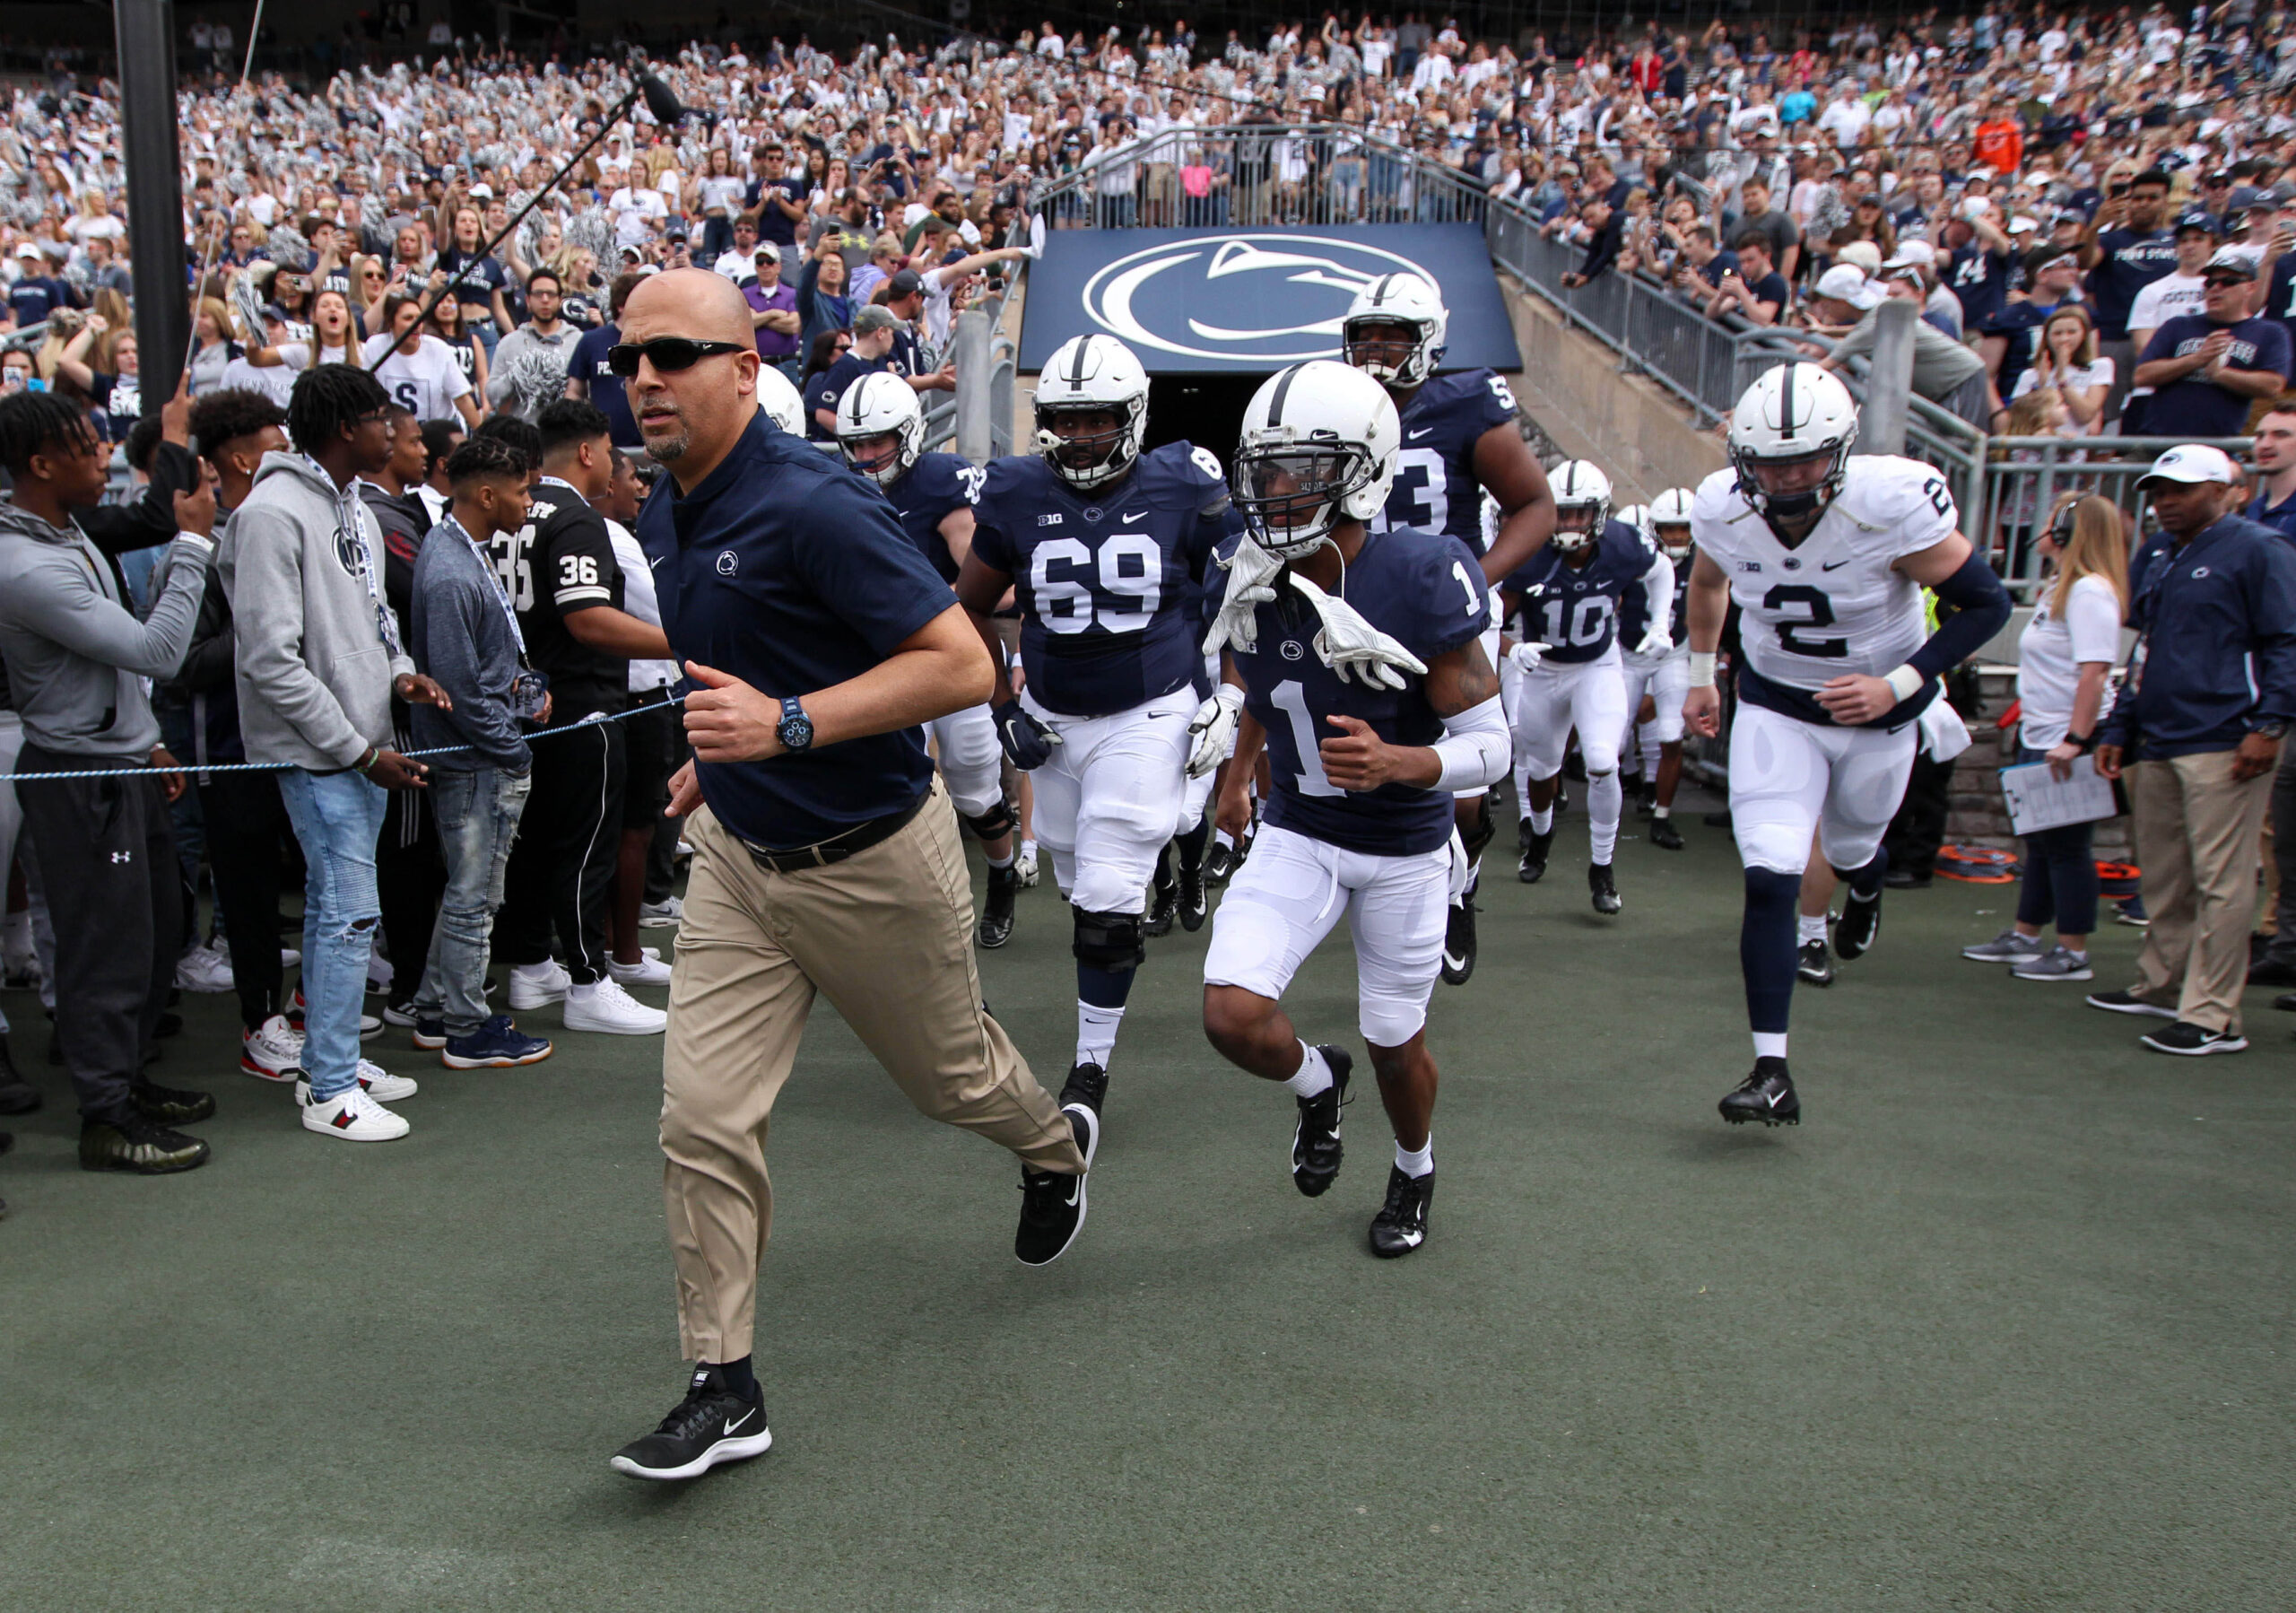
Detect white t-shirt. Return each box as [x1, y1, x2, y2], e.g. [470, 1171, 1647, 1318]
[361, 332, 474, 422]
[2017, 572, 2123, 749]
[2010, 358, 2115, 435]
[606, 519, 680, 691]
[2126, 271, 2205, 342]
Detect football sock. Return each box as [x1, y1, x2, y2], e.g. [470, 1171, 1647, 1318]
[987, 849, 1015, 869]
[1176, 815, 1212, 874]
[1797, 912, 1829, 945]
[1641, 737, 1660, 778]
[1587, 769, 1622, 863]
[1513, 758, 1534, 806]
[1528, 804, 1554, 836]
[1395, 1137, 1433, 1178]
[1285, 1040, 1334, 1099]
[1075, 999, 1126, 1068]
[1752, 1032, 1789, 1061]
[706, 1355, 757, 1399]
[1742, 867, 1802, 1041]
[1652, 804, 1671, 820]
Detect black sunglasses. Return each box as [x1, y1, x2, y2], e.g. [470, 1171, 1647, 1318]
[606, 338, 748, 378]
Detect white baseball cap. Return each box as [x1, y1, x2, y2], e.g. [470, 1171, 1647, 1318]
[1815, 263, 1883, 310]
[2138, 444, 2239, 487]
[1883, 240, 1936, 269]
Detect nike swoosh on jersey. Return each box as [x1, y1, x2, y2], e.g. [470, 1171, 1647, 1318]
[1821, 558, 1850, 571]
[1407, 427, 1435, 440]
[1120, 510, 1148, 522]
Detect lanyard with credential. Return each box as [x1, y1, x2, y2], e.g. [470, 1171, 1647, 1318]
[441, 512, 552, 719]
[309, 457, 402, 659]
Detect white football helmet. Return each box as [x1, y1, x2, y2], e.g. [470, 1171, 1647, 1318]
[756, 364, 804, 437]
[1342, 271, 1448, 388]
[1728, 362, 1858, 528]
[833, 371, 925, 485]
[1034, 334, 1150, 490]
[1614, 502, 1652, 544]
[1648, 486, 1695, 562]
[1548, 459, 1613, 553]
[1231, 359, 1399, 558]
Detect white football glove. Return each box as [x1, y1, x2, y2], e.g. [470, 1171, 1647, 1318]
[1186, 684, 1245, 779]
[1200, 535, 1287, 658]
[1286, 572, 1428, 691]
[1634, 622, 1673, 658]
[1506, 639, 1549, 675]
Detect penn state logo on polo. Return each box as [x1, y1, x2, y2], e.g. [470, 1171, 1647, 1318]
[1082, 235, 1439, 364]
[716, 550, 738, 576]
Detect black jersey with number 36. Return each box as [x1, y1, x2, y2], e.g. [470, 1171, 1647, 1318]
[487, 475, 628, 721]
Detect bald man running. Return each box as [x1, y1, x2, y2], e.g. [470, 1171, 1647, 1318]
[606, 270, 1095, 1485]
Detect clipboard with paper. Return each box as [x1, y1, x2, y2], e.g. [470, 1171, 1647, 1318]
[1998, 755, 2118, 836]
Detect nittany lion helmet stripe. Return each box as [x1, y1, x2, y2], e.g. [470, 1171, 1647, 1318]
[1265, 362, 1300, 427]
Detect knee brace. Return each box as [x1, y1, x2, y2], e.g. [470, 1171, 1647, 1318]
[1072, 907, 1145, 972]
[1458, 793, 1496, 863]
[962, 798, 1017, 842]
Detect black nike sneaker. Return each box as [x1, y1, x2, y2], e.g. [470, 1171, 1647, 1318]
[1588, 861, 1622, 914]
[977, 862, 1019, 949]
[1834, 886, 1883, 961]
[1518, 826, 1554, 884]
[130, 1078, 215, 1127]
[1648, 815, 1683, 850]
[609, 1365, 772, 1481]
[1797, 938, 1835, 987]
[1292, 1045, 1352, 1197]
[1057, 1059, 1108, 1115]
[1144, 852, 1178, 937]
[79, 1115, 211, 1173]
[1439, 887, 1477, 985]
[1718, 1058, 1800, 1127]
[1016, 1103, 1098, 1266]
[1178, 855, 1209, 932]
[1368, 1164, 1433, 1258]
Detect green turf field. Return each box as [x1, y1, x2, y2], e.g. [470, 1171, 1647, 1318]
[3, 794, 2291, 1611]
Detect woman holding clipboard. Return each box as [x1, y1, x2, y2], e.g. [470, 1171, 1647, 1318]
[1961, 495, 2129, 981]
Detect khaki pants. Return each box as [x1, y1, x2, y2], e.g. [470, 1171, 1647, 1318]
[2125, 752, 2273, 1033]
[660, 780, 1084, 1363]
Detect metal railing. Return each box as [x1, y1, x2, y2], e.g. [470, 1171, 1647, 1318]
[1980, 436, 2253, 599]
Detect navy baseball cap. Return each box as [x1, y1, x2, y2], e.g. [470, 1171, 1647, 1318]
[2171, 209, 2218, 238]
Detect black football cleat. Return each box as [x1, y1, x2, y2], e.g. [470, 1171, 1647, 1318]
[1638, 780, 1659, 816]
[1796, 938, 1835, 987]
[1178, 856, 1208, 932]
[1143, 850, 1178, 937]
[1292, 1045, 1352, 1197]
[1015, 1103, 1097, 1266]
[1718, 1058, 1800, 1127]
[1588, 861, 1622, 914]
[1834, 886, 1883, 960]
[1368, 1164, 1433, 1258]
[609, 1365, 772, 1482]
[1203, 841, 1239, 888]
[79, 1115, 211, 1174]
[1439, 889, 1477, 985]
[1518, 826, 1554, 884]
[1057, 1059, 1109, 1115]
[1648, 815, 1683, 850]
[977, 862, 1019, 949]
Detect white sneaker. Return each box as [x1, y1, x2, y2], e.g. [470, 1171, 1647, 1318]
[562, 977, 668, 1035]
[639, 897, 683, 929]
[295, 1058, 418, 1106]
[291, 989, 382, 1039]
[300, 1085, 411, 1141]
[608, 948, 674, 986]
[240, 1014, 305, 1081]
[509, 959, 571, 1009]
[175, 942, 235, 994]
[281, 947, 301, 969]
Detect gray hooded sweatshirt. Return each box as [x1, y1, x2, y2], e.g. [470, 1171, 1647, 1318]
[220, 450, 414, 771]
[0, 501, 213, 758]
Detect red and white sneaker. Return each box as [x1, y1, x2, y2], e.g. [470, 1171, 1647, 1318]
[290, 989, 382, 1040]
[241, 1014, 305, 1082]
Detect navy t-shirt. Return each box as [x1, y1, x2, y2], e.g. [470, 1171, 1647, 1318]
[882, 451, 980, 581]
[1947, 245, 2014, 332]
[1500, 519, 1657, 664]
[1229, 524, 1492, 857]
[435, 248, 509, 317]
[2246, 488, 2296, 545]
[970, 441, 1235, 717]
[2086, 227, 2179, 340]
[809, 352, 893, 440]
[748, 177, 807, 249]
[6, 275, 71, 327]
[636, 409, 954, 849]
[569, 322, 639, 448]
[1981, 300, 2061, 403]
[1377, 368, 1519, 549]
[2267, 250, 2296, 360]
[2136, 315, 2294, 438]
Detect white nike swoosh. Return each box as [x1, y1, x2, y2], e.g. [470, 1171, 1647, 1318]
[648, 556, 670, 569]
[723, 1410, 754, 1436]
[1408, 427, 1434, 440]
[1121, 511, 1148, 522]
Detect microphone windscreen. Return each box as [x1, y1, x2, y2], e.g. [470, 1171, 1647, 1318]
[639, 74, 686, 126]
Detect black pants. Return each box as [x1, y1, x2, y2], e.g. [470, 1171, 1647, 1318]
[16, 745, 181, 1123]
[199, 768, 292, 1032]
[499, 719, 624, 984]
[1883, 752, 1955, 880]
[376, 783, 444, 1009]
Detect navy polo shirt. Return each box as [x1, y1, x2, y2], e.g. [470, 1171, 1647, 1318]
[2248, 488, 2296, 545]
[637, 409, 955, 850]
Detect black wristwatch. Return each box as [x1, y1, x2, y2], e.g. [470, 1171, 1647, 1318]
[777, 694, 813, 753]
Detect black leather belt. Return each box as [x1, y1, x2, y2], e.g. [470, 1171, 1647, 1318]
[740, 790, 929, 873]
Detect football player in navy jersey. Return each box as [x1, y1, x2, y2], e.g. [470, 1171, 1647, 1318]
[1616, 488, 1696, 850]
[956, 335, 1239, 1125]
[1338, 270, 1556, 985]
[1500, 461, 1674, 914]
[1197, 360, 1508, 1259]
[835, 373, 1021, 948]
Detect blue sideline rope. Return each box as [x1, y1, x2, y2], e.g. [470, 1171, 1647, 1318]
[0, 695, 685, 783]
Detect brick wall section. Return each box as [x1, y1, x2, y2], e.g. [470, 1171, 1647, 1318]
[1951, 667, 2131, 858]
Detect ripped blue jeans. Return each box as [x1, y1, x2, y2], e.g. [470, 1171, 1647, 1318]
[278, 768, 387, 1102]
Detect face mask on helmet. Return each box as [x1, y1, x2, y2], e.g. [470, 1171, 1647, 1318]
[1035, 400, 1139, 488]
[1654, 523, 1693, 562]
[839, 428, 907, 485]
[1551, 498, 1605, 553]
[1231, 441, 1378, 557]
[1733, 444, 1846, 526]
[1343, 316, 1432, 388]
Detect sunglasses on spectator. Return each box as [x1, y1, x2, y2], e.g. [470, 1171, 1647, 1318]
[606, 338, 749, 377]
